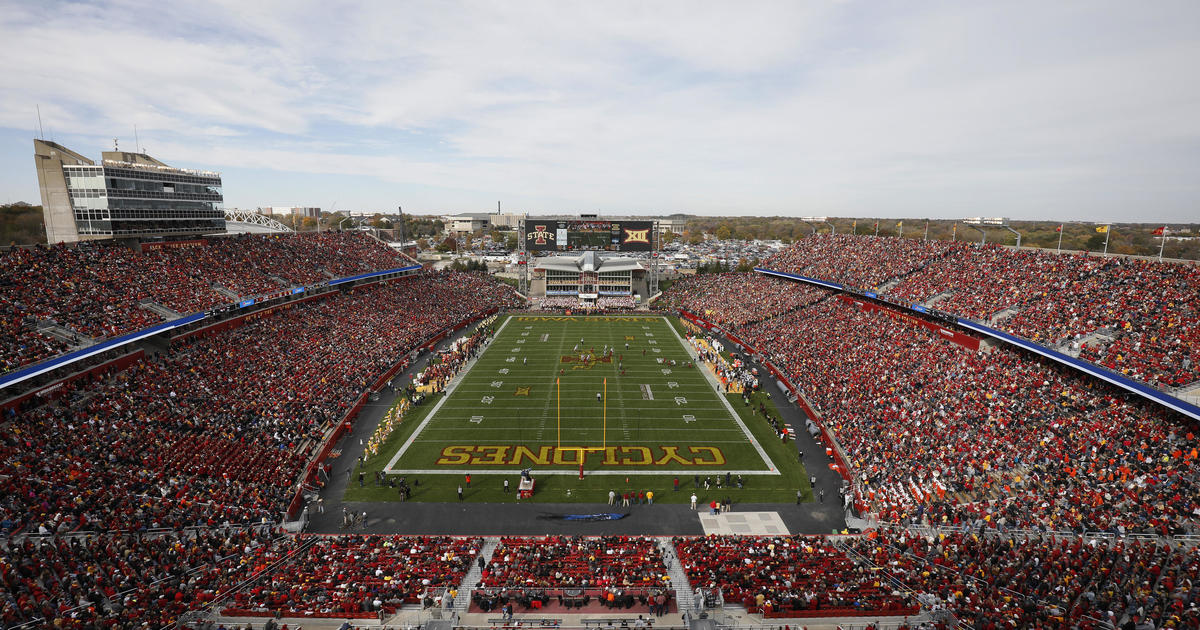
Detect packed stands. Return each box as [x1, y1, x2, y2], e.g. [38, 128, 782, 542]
[596, 296, 636, 310]
[480, 536, 669, 589]
[762, 235, 1200, 388]
[5, 529, 1196, 628]
[0, 526, 277, 629]
[538, 296, 581, 310]
[841, 531, 1200, 630]
[0, 271, 520, 535]
[0, 321, 66, 375]
[737, 299, 1200, 535]
[0, 232, 413, 375]
[222, 535, 480, 618]
[674, 535, 919, 617]
[656, 273, 827, 328]
[762, 234, 954, 291]
[6, 229, 1200, 630]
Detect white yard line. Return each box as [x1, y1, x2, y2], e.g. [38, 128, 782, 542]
[391, 468, 783, 476]
[664, 317, 780, 475]
[386, 314, 782, 477]
[383, 315, 514, 473]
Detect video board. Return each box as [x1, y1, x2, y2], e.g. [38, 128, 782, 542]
[525, 219, 654, 252]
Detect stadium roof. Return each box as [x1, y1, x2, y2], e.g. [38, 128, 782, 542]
[535, 250, 643, 273]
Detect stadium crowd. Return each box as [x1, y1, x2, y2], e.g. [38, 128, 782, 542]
[0, 232, 412, 375]
[479, 536, 669, 589]
[221, 535, 480, 618]
[1, 271, 520, 536]
[5, 528, 1196, 628]
[761, 235, 1200, 388]
[674, 535, 919, 616]
[737, 299, 1200, 535]
[656, 273, 828, 328]
[0, 526, 277, 628]
[6, 229, 1200, 629]
[844, 531, 1200, 630]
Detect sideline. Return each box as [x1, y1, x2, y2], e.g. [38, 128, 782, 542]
[665, 316, 779, 476]
[383, 315, 513, 473]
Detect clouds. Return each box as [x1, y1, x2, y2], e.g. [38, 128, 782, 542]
[1, 0, 1197, 219]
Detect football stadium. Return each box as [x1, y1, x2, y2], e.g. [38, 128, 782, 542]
[4, 4, 1200, 630]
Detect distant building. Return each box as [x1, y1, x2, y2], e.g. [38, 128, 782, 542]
[33, 140, 224, 243]
[443, 212, 527, 234]
[262, 206, 320, 218]
[531, 251, 646, 306]
[657, 217, 687, 235]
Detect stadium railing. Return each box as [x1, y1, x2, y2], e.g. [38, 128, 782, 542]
[0, 348, 144, 414]
[0, 264, 421, 395]
[677, 308, 856, 486]
[753, 267, 1200, 422]
[285, 306, 502, 519]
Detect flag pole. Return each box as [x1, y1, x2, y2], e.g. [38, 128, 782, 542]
[602, 377, 607, 451]
[1057, 225, 1063, 253]
[1158, 226, 1167, 261]
[557, 377, 561, 451]
[1103, 225, 1111, 255]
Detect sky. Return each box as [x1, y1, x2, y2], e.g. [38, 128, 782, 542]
[0, 0, 1197, 221]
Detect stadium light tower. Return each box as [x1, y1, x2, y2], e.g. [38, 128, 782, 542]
[961, 217, 1021, 248]
[1095, 222, 1113, 255]
[800, 216, 834, 235]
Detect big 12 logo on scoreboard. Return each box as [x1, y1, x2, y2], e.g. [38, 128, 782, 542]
[617, 221, 654, 251]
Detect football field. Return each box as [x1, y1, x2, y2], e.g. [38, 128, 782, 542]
[348, 314, 810, 504]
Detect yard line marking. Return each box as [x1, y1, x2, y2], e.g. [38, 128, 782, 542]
[384, 314, 514, 472]
[391, 468, 782, 476]
[665, 315, 779, 474]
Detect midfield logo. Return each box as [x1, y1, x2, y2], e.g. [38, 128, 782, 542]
[527, 225, 555, 245]
[561, 354, 613, 370]
[623, 228, 650, 244]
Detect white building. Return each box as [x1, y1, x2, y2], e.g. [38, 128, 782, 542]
[531, 251, 646, 306]
[33, 140, 224, 243]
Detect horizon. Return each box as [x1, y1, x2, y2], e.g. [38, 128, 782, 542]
[1, 1, 1197, 221]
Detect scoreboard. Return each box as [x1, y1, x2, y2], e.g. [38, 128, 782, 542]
[524, 219, 654, 252]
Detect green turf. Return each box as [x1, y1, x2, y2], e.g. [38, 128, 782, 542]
[344, 314, 810, 504]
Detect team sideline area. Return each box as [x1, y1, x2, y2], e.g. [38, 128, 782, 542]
[1, 233, 1198, 630]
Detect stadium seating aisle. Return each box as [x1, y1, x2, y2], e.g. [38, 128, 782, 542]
[0, 271, 521, 536]
[762, 234, 1200, 387]
[0, 232, 413, 376]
